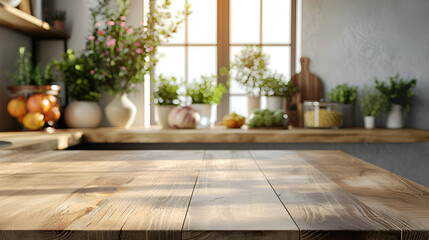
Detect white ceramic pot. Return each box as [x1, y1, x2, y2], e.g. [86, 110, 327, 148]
[386, 104, 403, 129]
[191, 104, 215, 128]
[247, 96, 261, 117]
[65, 101, 102, 128]
[155, 105, 175, 129]
[266, 96, 284, 111]
[105, 94, 137, 128]
[364, 116, 375, 129]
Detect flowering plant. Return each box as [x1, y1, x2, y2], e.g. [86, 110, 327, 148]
[86, 0, 189, 94]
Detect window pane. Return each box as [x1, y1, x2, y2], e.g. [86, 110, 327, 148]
[160, 0, 186, 44]
[188, 0, 217, 44]
[230, 0, 260, 44]
[263, 46, 291, 79]
[155, 46, 185, 80]
[188, 47, 217, 82]
[262, 0, 291, 43]
[229, 95, 248, 116]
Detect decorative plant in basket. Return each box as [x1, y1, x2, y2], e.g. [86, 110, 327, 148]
[6, 47, 61, 131]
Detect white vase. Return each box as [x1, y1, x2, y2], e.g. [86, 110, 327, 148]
[155, 105, 175, 129]
[266, 96, 284, 111]
[364, 116, 375, 129]
[386, 104, 403, 129]
[105, 94, 137, 128]
[65, 101, 102, 128]
[191, 104, 214, 128]
[247, 96, 261, 116]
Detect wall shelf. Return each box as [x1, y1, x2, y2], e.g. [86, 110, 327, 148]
[0, 2, 69, 39]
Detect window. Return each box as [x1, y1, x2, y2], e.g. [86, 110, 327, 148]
[146, 0, 296, 125]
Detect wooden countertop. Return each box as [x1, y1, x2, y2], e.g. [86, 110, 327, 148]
[0, 150, 427, 239]
[0, 127, 428, 151]
[83, 126, 429, 143]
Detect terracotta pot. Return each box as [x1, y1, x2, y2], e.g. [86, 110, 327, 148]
[53, 20, 65, 32]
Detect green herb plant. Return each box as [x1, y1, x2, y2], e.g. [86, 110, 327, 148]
[51, 10, 66, 21]
[261, 72, 298, 99]
[375, 74, 417, 111]
[186, 75, 227, 105]
[360, 86, 384, 117]
[328, 84, 358, 104]
[7, 47, 55, 86]
[153, 75, 180, 105]
[55, 49, 103, 101]
[229, 45, 269, 95]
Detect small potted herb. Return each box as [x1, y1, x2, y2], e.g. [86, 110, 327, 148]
[261, 72, 298, 111]
[186, 75, 227, 128]
[328, 84, 358, 128]
[360, 86, 383, 129]
[51, 10, 66, 32]
[153, 75, 181, 128]
[375, 74, 417, 129]
[229, 45, 269, 115]
[56, 49, 104, 128]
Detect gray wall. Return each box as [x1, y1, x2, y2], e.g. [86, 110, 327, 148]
[302, 0, 429, 129]
[0, 28, 32, 131]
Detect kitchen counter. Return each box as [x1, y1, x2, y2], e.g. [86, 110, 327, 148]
[0, 150, 427, 239]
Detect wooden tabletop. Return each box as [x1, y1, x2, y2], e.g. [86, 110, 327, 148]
[83, 127, 429, 143]
[0, 150, 427, 239]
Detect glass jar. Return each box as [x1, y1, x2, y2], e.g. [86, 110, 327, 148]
[303, 101, 342, 129]
[7, 85, 62, 131]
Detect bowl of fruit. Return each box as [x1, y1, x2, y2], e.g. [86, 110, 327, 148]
[248, 109, 289, 129]
[7, 85, 62, 131]
[222, 113, 246, 128]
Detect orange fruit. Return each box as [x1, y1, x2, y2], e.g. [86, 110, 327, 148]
[225, 118, 237, 128]
[44, 106, 61, 123]
[7, 96, 27, 117]
[27, 94, 51, 114]
[45, 94, 58, 106]
[16, 115, 24, 124]
[23, 112, 45, 130]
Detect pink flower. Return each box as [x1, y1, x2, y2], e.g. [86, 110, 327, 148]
[139, 21, 144, 26]
[96, 30, 105, 35]
[120, 16, 126, 21]
[120, 66, 127, 71]
[107, 39, 116, 47]
[106, 63, 110, 67]
[90, 70, 95, 75]
[136, 48, 143, 54]
[134, 42, 141, 47]
[106, 20, 115, 26]
[95, 22, 101, 27]
[95, 40, 100, 44]
[120, 22, 126, 27]
[101, 73, 106, 77]
[116, 47, 122, 51]
[107, 35, 112, 39]
[88, 36, 95, 40]
[125, 27, 133, 33]
[148, 46, 154, 52]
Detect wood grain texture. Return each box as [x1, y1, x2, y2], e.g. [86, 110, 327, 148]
[0, 2, 69, 38]
[182, 150, 299, 240]
[81, 127, 429, 143]
[252, 150, 402, 239]
[295, 151, 429, 238]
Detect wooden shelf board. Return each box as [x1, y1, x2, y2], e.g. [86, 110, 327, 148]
[0, 2, 69, 39]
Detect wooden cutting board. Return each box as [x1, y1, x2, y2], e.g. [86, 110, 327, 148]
[287, 57, 323, 127]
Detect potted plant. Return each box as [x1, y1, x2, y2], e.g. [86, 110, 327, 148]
[6, 47, 61, 131]
[51, 10, 66, 32]
[375, 74, 417, 129]
[261, 72, 298, 111]
[186, 75, 227, 128]
[56, 49, 104, 128]
[87, 0, 189, 128]
[328, 84, 357, 128]
[153, 75, 181, 129]
[360, 86, 383, 129]
[229, 45, 269, 116]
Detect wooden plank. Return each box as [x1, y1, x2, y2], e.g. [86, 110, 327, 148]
[295, 150, 429, 239]
[0, 150, 204, 239]
[251, 150, 401, 239]
[183, 150, 299, 240]
[81, 127, 429, 144]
